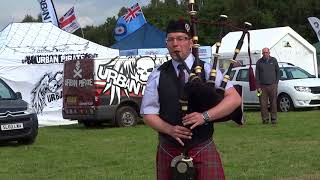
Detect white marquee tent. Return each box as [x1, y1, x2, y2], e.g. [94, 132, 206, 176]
[0, 22, 119, 65]
[0, 23, 119, 126]
[213, 26, 318, 76]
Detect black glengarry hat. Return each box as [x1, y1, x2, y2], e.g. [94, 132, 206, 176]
[166, 19, 191, 36]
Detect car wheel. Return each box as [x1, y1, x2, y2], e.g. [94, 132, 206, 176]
[115, 106, 138, 127]
[278, 94, 294, 112]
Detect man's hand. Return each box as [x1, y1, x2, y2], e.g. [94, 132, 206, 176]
[257, 88, 262, 97]
[182, 112, 205, 130]
[168, 125, 193, 146]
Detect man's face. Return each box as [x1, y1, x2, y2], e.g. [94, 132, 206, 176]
[262, 48, 270, 59]
[166, 32, 193, 61]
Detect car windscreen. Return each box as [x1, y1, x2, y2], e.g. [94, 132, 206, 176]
[235, 69, 249, 82]
[0, 80, 16, 100]
[282, 67, 313, 79]
[229, 70, 236, 80]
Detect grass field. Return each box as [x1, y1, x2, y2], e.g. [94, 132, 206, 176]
[1, 110, 320, 180]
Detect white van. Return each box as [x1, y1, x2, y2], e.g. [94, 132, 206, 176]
[62, 56, 169, 127]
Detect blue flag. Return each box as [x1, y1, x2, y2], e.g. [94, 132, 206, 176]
[114, 3, 147, 41]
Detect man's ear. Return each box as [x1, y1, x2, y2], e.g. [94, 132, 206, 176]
[189, 39, 193, 49]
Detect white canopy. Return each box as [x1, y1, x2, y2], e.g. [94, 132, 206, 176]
[213, 26, 315, 53]
[212, 26, 318, 75]
[0, 22, 119, 65]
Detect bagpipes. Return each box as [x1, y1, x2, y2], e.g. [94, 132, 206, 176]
[171, 0, 251, 179]
[180, 1, 252, 125]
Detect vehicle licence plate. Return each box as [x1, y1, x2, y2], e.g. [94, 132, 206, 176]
[1, 123, 24, 131]
[67, 96, 77, 105]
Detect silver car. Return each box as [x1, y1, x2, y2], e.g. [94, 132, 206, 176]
[228, 63, 320, 112]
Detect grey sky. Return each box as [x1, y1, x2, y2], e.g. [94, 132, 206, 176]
[0, 0, 151, 30]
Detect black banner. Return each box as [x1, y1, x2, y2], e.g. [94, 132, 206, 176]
[22, 53, 98, 64]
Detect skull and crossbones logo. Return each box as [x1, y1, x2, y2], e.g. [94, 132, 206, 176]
[73, 60, 82, 78]
[136, 57, 155, 83]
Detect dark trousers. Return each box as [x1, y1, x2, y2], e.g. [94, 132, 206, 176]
[259, 84, 278, 122]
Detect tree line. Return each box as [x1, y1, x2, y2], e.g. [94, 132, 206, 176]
[22, 0, 320, 47]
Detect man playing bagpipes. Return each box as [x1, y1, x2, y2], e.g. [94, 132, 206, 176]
[140, 18, 242, 180]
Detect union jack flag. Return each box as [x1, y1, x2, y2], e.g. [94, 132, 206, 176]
[123, 3, 142, 23]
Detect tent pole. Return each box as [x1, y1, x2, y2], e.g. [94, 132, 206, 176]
[80, 27, 85, 38]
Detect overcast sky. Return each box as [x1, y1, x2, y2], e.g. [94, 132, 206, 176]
[0, 0, 151, 30]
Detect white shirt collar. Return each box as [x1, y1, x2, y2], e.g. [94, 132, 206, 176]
[172, 53, 194, 71]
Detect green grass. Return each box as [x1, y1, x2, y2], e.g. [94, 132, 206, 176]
[0, 110, 319, 180]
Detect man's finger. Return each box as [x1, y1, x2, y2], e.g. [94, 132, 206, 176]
[177, 126, 192, 133]
[190, 122, 198, 130]
[176, 137, 184, 146]
[182, 119, 193, 126]
[178, 134, 192, 139]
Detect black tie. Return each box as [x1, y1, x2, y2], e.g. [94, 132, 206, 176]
[177, 64, 185, 88]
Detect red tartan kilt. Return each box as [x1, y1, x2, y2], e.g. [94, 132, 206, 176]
[156, 139, 225, 180]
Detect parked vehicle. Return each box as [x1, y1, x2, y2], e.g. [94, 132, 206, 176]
[228, 62, 320, 112]
[0, 78, 38, 144]
[62, 56, 168, 127]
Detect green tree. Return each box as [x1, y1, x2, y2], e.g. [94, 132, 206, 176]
[144, 1, 185, 32]
[21, 14, 41, 23]
[165, 0, 178, 6]
[19, 0, 320, 45]
[151, 0, 160, 7]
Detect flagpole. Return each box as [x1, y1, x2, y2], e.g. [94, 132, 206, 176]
[80, 27, 85, 38]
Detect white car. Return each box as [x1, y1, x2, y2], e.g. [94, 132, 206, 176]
[228, 62, 320, 112]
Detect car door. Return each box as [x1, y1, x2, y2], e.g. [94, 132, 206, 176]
[235, 68, 259, 106]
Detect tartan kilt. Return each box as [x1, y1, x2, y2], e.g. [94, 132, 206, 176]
[156, 139, 225, 180]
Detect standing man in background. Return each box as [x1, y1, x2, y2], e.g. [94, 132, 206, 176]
[255, 47, 280, 124]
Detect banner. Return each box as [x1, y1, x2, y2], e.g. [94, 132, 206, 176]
[59, 7, 81, 33]
[308, 17, 320, 42]
[114, 3, 147, 41]
[38, 0, 59, 27]
[0, 64, 76, 126]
